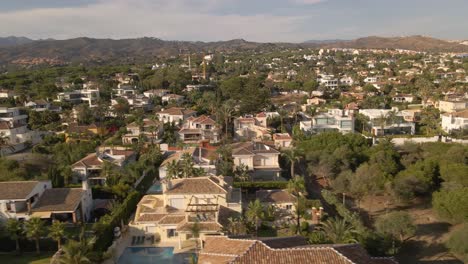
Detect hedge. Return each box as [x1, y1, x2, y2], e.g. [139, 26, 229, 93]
[93, 191, 142, 252]
[233, 181, 288, 191]
[321, 189, 366, 232]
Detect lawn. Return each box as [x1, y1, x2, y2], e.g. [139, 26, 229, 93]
[0, 252, 54, 264]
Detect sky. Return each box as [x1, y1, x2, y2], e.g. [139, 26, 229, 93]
[0, 0, 467, 42]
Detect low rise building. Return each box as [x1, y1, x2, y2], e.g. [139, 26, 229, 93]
[233, 113, 270, 141]
[56, 88, 100, 107]
[300, 109, 354, 134]
[131, 176, 242, 248]
[0, 180, 92, 223]
[441, 109, 468, 133]
[231, 142, 281, 181]
[122, 118, 163, 145]
[156, 107, 196, 124]
[360, 109, 416, 136]
[179, 115, 221, 143]
[438, 100, 468, 113]
[272, 133, 293, 149]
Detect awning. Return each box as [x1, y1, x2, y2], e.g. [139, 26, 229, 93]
[31, 211, 52, 218]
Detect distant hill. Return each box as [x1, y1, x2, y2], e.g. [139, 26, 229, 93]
[303, 39, 349, 44]
[0, 36, 35, 47]
[318, 35, 468, 52]
[0, 37, 300, 66]
[1, 35, 468, 66]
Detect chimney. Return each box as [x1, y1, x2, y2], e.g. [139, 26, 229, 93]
[27, 200, 32, 215]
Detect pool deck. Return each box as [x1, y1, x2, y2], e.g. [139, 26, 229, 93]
[101, 226, 196, 264]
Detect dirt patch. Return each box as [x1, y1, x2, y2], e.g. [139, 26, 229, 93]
[357, 195, 462, 264]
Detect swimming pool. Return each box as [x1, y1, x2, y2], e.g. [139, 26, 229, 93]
[117, 247, 192, 264]
[146, 183, 163, 194]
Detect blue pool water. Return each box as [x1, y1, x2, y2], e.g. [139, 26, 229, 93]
[146, 183, 163, 194]
[117, 247, 192, 264]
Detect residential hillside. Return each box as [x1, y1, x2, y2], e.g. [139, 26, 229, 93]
[1, 35, 468, 66]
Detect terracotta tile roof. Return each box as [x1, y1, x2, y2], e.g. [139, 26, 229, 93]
[273, 133, 292, 140]
[256, 190, 296, 204]
[157, 107, 196, 116]
[166, 177, 228, 195]
[158, 215, 186, 225]
[199, 237, 398, 264]
[32, 188, 84, 212]
[72, 153, 102, 167]
[137, 214, 166, 222]
[256, 112, 267, 118]
[232, 142, 280, 156]
[0, 181, 43, 200]
[259, 236, 308, 249]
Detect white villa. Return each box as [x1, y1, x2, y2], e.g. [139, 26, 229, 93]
[131, 176, 242, 248]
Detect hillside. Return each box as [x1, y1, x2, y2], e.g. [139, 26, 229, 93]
[319, 35, 468, 52]
[1, 35, 467, 66]
[0, 36, 35, 47]
[0, 37, 296, 66]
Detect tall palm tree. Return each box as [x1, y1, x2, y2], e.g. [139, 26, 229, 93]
[24, 217, 46, 254]
[49, 220, 66, 250]
[246, 199, 264, 237]
[181, 152, 195, 178]
[281, 149, 301, 178]
[319, 218, 357, 244]
[59, 238, 95, 264]
[287, 176, 307, 234]
[219, 100, 235, 139]
[5, 218, 23, 253]
[278, 109, 289, 133]
[166, 160, 181, 180]
[190, 221, 201, 253]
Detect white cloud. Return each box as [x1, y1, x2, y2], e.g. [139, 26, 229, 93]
[0, 0, 309, 42]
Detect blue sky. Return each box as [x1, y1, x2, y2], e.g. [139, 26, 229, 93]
[0, 0, 466, 42]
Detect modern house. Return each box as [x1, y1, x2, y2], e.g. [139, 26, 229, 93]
[392, 94, 414, 103]
[156, 107, 197, 124]
[24, 99, 51, 112]
[178, 115, 221, 143]
[0, 180, 93, 223]
[359, 109, 416, 136]
[162, 94, 185, 104]
[131, 176, 242, 248]
[231, 142, 281, 181]
[122, 118, 163, 145]
[300, 109, 354, 134]
[56, 88, 100, 107]
[199, 236, 398, 264]
[71, 147, 136, 185]
[441, 109, 468, 133]
[143, 89, 170, 98]
[0, 107, 43, 155]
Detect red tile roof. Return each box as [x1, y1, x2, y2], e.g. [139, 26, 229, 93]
[199, 236, 398, 264]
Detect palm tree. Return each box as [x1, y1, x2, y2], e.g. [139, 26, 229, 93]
[0, 132, 14, 157]
[281, 149, 301, 178]
[24, 217, 46, 254]
[319, 218, 357, 244]
[190, 221, 201, 253]
[219, 99, 235, 139]
[59, 238, 95, 264]
[5, 218, 23, 253]
[181, 152, 195, 178]
[49, 220, 66, 250]
[278, 109, 288, 133]
[246, 199, 264, 237]
[166, 160, 181, 180]
[287, 176, 307, 234]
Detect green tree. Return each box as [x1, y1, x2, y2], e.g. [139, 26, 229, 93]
[49, 220, 66, 250]
[319, 218, 357, 244]
[166, 160, 181, 180]
[282, 149, 301, 178]
[446, 224, 468, 263]
[287, 176, 307, 234]
[60, 236, 95, 264]
[24, 217, 46, 254]
[375, 211, 416, 242]
[246, 199, 264, 237]
[5, 218, 23, 253]
[432, 187, 468, 224]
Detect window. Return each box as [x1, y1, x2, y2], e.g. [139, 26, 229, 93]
[286, 204, 292, 210]
[167, 229, 178, 238]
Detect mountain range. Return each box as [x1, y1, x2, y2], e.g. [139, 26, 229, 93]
[1, 35, 467, 66]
